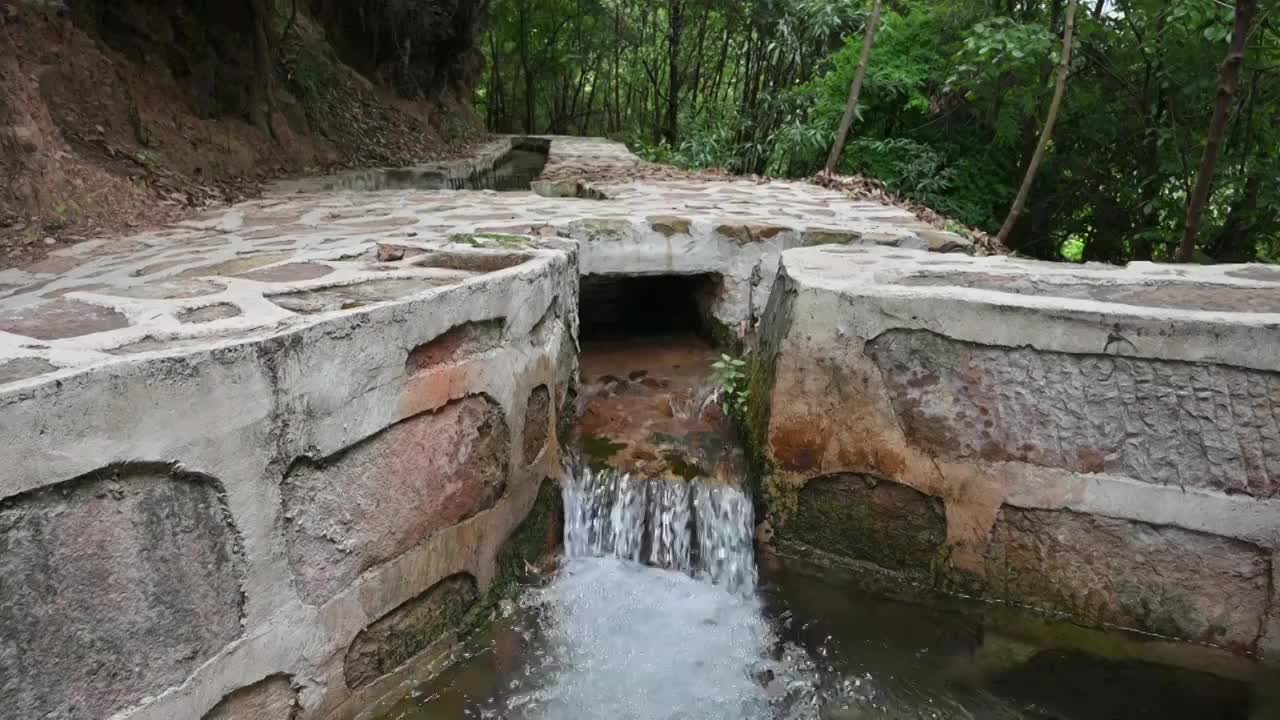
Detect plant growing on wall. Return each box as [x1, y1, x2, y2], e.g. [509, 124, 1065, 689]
[712, 353, 750, 418]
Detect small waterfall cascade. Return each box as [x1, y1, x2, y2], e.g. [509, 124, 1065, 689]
[562, 454, 758, 592]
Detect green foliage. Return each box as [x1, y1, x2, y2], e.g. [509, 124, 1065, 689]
[483, 0, 1280, 265]
[711, 353, 750, 418]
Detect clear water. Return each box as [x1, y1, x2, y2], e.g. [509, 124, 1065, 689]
[365, 463, 1278, 720]
[562, 459, 756, 592]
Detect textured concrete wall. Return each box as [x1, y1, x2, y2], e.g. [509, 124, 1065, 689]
[758, 245, 1280, 663]
[283, 395, 509, 604]
[1, 465, 245, 720]
[0, 243, 578, 720]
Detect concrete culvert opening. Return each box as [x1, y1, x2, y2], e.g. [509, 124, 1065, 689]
[578, 274, 722, 342]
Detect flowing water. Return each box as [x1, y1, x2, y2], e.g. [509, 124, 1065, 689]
[366, 461, 1278, 720]
[365, 336, 1277, 720]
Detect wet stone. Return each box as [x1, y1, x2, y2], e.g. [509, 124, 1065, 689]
[0, 357, 58, 385]
[344, 574, 479, 689]
[0, 299, 130, 340]
[780, 473, 947, 576]
[236, 262, 335, 283]
[177, 304, 242, 324]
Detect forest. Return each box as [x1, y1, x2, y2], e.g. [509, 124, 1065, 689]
[477, 0, 1278, 264]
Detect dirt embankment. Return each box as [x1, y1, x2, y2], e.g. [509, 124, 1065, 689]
[0, 0, 487, 270]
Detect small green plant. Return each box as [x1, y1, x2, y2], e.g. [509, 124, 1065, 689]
[712, 353, 750, 418]
[44, 203, 70, 233]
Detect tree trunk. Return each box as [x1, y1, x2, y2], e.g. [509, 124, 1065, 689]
[1175, 0, 1257, 263]
[823, 0, 882, 175]
[664, 0, 685, 144]
[248, 0, 279, 141]
[518, 0, 535, 132]
[1207, 171, 1262, 262]
[994, 0, 1078, 247]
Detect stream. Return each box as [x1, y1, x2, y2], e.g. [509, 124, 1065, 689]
[364, 335, 1276, 720]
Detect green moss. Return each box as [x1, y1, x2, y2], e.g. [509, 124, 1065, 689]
[741, 334, 779, 502]
[661, 449, 708, 480]
[740, 266, 796, 509]
[800, 229, 862, 247]
[347, 575, 480, 688]
[472, 479, 564, 635]
[780, 474, 948, 579]
[699, 314, 742, 354]
[447, 233, 480, 247]
[579, 434, 626, 469]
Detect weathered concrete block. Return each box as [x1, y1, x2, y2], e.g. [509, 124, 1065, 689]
[406, 319, 505, 372]
[980, 508, 1271, 652]
[778, 474, 946, 575]
[283, 395, 509, 604]
[523, 385, 552, 465]
[868, 329, 1280, 498]
[0, 464, 245, 720]
[203, 675, 297, 720]
[755, 245, 1280, 658]
[344, 574, 479, 690]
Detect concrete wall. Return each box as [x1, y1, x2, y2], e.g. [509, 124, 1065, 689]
[0, 244, 578, 720]
[754, 245, 1280, 662]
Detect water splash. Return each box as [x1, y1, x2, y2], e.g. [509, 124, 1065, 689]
[562, 455, 757, 591]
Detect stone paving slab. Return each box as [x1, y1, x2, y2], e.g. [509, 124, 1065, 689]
[780, 244, 1280, 371]
[0, 137, 972, 389]
[5, 136, 1277, 393]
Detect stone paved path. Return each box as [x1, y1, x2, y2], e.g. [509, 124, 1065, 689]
[0, 137, 970, 386]
[3, 136, 1278, 391]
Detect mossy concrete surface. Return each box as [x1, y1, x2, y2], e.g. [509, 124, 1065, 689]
[344, 574, 480, 690]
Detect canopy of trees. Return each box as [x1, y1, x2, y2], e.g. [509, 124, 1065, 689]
[479, 0, 1279, 264]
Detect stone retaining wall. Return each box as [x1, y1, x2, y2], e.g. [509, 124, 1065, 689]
[754, 245, 1280, 662]
[0, 243, 577, 720]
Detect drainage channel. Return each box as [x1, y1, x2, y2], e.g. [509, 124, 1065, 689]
[360, 327, 1275, 720]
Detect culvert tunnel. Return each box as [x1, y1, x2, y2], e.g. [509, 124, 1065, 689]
[577, 273, 725, 342]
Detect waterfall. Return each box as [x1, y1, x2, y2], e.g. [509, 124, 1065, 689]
[562, 454, 757, 592]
